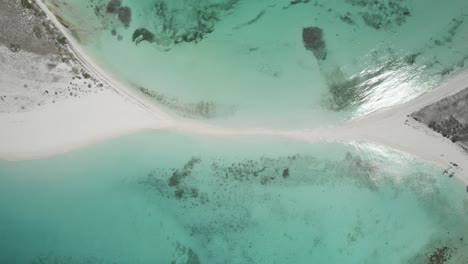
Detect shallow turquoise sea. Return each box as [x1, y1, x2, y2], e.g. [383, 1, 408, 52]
[3, 1, 468, 263]
[1, 131, 468, 263]
[46, 0, 468, 127]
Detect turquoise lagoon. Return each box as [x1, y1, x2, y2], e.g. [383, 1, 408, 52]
[45, 0, 468, 127]
[1, 131, 468, 263]
[3, 1, 468, 263]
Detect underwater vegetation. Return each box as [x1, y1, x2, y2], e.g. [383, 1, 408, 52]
[345, 0, 411, 30]
[89, 0, 240, 48]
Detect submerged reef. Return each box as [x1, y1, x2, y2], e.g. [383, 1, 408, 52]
[210, 155, 297, 186]
[406, 235, 468, 264]
[339, 12, 356, 25]
[138, 87, 237, 119]
[345, 0, 411, 30]
[145, 0, 240, 47]
[171, 242, 201, 264]
[342, 152, 378, 191]
[302, 26, 327, 61]
[132, 28, 155, 45]
[168, 157, 201, 187]
[140, 157, 209, 203]
[133, 150, 468, 262]
[139, 152, 384, 203]
[428, 246, 454, 264]
[431, 17, 465, 47]
[93, 0, 132, 28]
[89, 0, 240, 48]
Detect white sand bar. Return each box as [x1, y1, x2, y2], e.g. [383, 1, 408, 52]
[3, 70, 468, 184]
[0, 90, 171, 160]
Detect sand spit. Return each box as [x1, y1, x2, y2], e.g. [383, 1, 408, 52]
[0, 90, 168, 160]
[0, 0, 467, 187]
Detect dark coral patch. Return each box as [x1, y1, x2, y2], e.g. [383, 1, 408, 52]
[168, 157, 201, 187]
[117, 6, 131, 28]
[302, 26, 327, 60]
[100, 0, 132, 28]
[428, 246, 453, 264]
[132, 28, 155, 45]
[346, 0, 411, 30]
[106, 0, 121, 14]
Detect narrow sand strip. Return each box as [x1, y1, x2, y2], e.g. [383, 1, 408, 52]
[0, 90, 170, 160]
[1, 0, 467, 186]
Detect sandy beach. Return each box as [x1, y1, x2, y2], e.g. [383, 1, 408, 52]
[1, 0, 467, 187]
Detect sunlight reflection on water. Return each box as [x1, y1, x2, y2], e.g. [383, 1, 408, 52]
[354, 60, 440, 118]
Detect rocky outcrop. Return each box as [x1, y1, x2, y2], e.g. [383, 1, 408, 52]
[132, 28, 155, 45]
[412, 87, 468, 151]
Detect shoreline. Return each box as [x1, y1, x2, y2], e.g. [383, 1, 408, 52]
[33, 0, 175, 124]
[1, 0, 467, 186]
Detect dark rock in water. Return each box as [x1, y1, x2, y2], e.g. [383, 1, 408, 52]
[106, 0, 121, 14]
[117, 6, 131, 27]
[132, 28, 155, 45]
[9, 43, 21, 52]
[282, 168, 290, 178]
[302, 26, 327, 60]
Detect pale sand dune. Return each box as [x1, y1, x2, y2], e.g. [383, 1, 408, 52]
[1, 0, 467, 187]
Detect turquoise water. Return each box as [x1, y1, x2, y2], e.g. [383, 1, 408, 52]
[45, 0, 468, 127]
[3, 1, 468, 263]
[1, 131, 468, 263]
